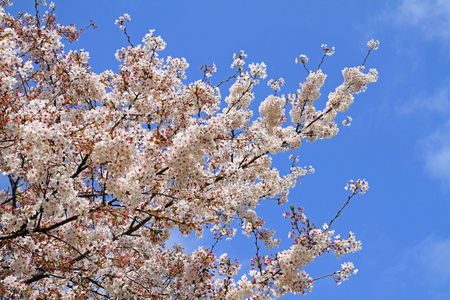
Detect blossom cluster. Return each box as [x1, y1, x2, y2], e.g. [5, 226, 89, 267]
[295, 54, 309, 64]
[367, 39, 380, 50]
[321, 43, 335, 56]
[115, 13, 131, 30]
[267, 78, 285, 92]
[345, 179, 370, 195]
[0, 3, 378, 299]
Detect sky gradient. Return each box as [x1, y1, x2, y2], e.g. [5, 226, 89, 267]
[4, 1, 450, 299]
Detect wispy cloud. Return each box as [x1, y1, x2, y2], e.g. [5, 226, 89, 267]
[412, 236, 450, 279]
[420, 120, 450, 190]
[388, 235, 450, 299]
[396, 0, 450, 41]
[397, 84, 450, 115]
[396, 82, 450, 190]
[397, 82, 450, 190]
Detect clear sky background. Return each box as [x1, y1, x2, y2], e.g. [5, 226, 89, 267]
[4, 1, 450, 299]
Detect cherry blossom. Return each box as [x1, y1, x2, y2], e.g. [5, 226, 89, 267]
[0, 2, 379, 299]
[345, 179, 370, 195]
[367, 39, 380, 50]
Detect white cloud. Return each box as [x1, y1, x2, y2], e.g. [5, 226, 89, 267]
[396, 0, 450, 41]
[397, 84, 450, 115]
[413, 236, 450, 278]
[389, 235, 450, 298]
[421, 121, 450, 190]
[404, 84, 450, 190]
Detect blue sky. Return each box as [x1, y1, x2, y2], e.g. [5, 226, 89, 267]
[5, 1, 450, 299]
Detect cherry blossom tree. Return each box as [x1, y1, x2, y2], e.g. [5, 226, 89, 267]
[0, 1, 379, 299]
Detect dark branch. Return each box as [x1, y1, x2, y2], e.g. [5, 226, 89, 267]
[70, 154, 90, 178]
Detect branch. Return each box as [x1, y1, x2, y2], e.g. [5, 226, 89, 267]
[317, 52, 327, 70]
[303, 108, 332, 131]
[70, 154, 90, 178]
[240, 151, 268, 170]
[24, 268, 48, 284]
[7, 174, 20, 208]
[214, 69, 240, 88]
[44, 232, 89, 262]
[72, 250, 91, 264]
[325, 190, 358, 231]
[313, 272, 336, 281]
[225, 81, 254, 114]
[113, 216, 152, 241]
[362, 48, 373, 67]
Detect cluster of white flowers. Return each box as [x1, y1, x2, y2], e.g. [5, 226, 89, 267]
[217, 253, 241, 277]
[201, 62, 217, 77]
[267, 77, 285, 92]
[224, 73, 255, 110]
[367, 39, 380, 50]
[341, 116, 352, 126]
[289, 70, 327, 125]
[334, 262, 358, 285]
[321, 43, 335, 56]
[231, 50, 247, 69]
[295, 54, 309, 64]
[259, 95, 286, 133]
[115, 13, 131, 30]
[142, 29, 167, 52]
[345, 179, 369, 194]
[342, 66, 379, 94]
[332, 231, 362, 258]
[248, 62, 267, 83]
